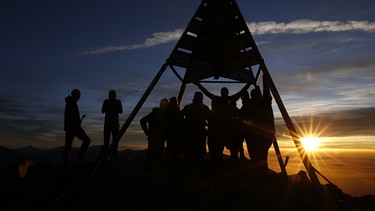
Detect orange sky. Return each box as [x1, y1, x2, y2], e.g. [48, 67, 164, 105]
[116, 132, 375, 197]
[267, 147, 375, 197]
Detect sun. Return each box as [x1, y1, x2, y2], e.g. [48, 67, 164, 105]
[292, 114, 333, 151]
[300, 136, 322, 151]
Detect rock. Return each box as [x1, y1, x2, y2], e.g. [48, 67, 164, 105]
[0, 151, 373, 210]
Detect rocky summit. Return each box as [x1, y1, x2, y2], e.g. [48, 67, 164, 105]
[0, 151, 374, 210]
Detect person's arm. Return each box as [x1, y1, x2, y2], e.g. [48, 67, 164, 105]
[74, 104, 82, 128]
[230, 82, 252, 101]
[262, 75, 272, 102]
[180, 105, 187, 117]
[117, 100, 123, 114]
[101, 100, 107, 113]
[140, 113, 150, 136]
[194, 81, 215, 99]
[65, 103, 80, 131]
[254, 85, 261, 95]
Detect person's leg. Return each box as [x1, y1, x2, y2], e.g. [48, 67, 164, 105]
[76, 128, 91, 162]
[257, 137, 274, 174]
[63, 132, 74, 167]
[111, 122, 120, 157]
[208, 127, 221, 161]
[103, 123, 111, 152]
[255, 151, 269, 175]
[197, 133, 206, 160]
[245, 135, 255, 160]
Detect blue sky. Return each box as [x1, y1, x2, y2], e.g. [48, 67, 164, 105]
[1, 0, 374, 149]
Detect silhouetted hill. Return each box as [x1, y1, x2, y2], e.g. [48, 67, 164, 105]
[0, 146, 24, 171]
[17, 145, 42, 156]
[0, 146, 374, 210]
[0, 145, 129, 166]
[0, 145, 147, 168]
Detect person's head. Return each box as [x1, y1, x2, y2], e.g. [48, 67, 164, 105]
[109, 90, 116, 99]
[71, 89, 81, 102]
[159, 98, 169, 110]
[241, 90, 250, 101]
[169, 97, 178, 107]
[221, 87, 229, 97]
[251, 87, 262, 100]
[193, 91, 203, 104]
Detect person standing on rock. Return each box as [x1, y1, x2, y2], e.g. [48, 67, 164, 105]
[63, 89, 91, 167]
[101, 90, 123, 159]
[140, 98, 169, 172]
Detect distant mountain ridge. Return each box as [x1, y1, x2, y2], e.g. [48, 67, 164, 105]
[0, 146, 24, 171]
[0, 145, 147, 170]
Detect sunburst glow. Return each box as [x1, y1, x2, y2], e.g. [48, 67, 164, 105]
[292, 114, 335, 152]
[301, 136, 322, 151]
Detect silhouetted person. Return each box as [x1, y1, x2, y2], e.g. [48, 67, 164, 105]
[181, 91, 210, 160]
[140, 98, 169, 172]
[246, 81, 275, 174]
[240, 90, 253, 160]
[165, 97, 183, 164]
[101, 90, 123, 158]
[63, 89, 91, 167]
[225, 100, 245, 160]
[194, 81, 251, 161]
[241, 89, 258, 161]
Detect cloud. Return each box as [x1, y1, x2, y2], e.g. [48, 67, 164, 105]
[80, 29, 184, 55]
[80, 19, 375, 55]
[248, 20, 375, 35]
[288, 107, 375, 137]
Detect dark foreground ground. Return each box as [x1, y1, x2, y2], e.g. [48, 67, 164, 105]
[0, 151, 374, 210]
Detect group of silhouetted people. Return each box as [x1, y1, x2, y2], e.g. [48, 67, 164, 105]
[63, 89, 122, 167]
[63, 79, 275, 174]
[140, 78, 276, 174]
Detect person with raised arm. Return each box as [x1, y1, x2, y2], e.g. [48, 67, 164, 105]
[193, 81, 251, 162]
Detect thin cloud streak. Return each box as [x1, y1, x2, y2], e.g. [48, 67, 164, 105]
[248, 20, 375, 35]
[80, 19, 375, 55]
[291, 108, 375, 138]
[80, 29, 184, 55]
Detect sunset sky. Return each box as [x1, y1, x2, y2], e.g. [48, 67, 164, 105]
[1, 0, 374, 195]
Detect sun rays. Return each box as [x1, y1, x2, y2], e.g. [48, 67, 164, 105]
[300, 136, 322, 151]
[293, 114, 335, 152]
[280, 113, 352, 184]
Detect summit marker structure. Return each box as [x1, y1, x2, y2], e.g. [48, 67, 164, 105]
[110, 1, 332, 208]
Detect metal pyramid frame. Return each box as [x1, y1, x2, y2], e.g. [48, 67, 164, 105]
[110, 0, 330, 205]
